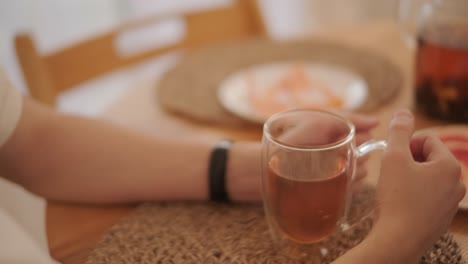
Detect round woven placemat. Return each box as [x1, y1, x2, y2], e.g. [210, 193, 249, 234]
[86, 186, 463, 264]
[158, 38, 403, 127]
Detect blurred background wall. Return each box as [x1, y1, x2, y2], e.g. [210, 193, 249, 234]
[0, 0, 398, 107]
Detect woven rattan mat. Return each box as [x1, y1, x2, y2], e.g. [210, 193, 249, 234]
[87, 186, 463, 263]
[158, 38, 403, 127]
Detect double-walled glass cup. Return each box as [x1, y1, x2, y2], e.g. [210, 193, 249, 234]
[261, 109, 386, 260]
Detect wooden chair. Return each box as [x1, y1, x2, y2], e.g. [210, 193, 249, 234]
[15, 0, 266, 105]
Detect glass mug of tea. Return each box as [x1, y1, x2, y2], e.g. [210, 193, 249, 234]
[261, 109, 386, 260]
[399, 0, 468, 121]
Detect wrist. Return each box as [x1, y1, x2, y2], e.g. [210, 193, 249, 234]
[226, 141, 262, 202]
[361, 220, 423, 264]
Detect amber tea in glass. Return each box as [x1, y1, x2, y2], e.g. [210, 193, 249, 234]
[415, 24, 468, 121]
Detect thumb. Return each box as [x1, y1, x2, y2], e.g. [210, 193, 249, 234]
[387, 110, 415, 156]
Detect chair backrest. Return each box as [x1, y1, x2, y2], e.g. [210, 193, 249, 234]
[15, 0, 266, 105]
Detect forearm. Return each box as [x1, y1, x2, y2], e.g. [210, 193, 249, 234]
[332, 226, 421, 264]
[0, 98, 261, 203]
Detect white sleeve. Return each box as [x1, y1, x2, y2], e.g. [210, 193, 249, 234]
[0, 70, 23, 147]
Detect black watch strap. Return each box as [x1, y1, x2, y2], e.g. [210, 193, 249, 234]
[209, 140, 232, 202]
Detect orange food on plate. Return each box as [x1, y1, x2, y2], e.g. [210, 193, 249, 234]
[247, 64, 344, 119]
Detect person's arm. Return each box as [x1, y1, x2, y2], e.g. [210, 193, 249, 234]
[334, 110, 465, 263]
[332, 230, 420, 264]
[0, 97, 377, 204]
[0, 97, 263, 203]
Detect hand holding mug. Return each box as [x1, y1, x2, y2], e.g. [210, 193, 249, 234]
[371, 110, 465, 261]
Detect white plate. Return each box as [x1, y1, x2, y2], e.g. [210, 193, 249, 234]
[218, 62, 368, 124]
[417, 125, 468, 210]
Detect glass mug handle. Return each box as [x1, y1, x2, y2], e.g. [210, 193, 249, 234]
[355, 139, 387, 158]
[341, 139, 387, 231]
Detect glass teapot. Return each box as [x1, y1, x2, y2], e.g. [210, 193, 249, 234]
[399, 0, 468, 122]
